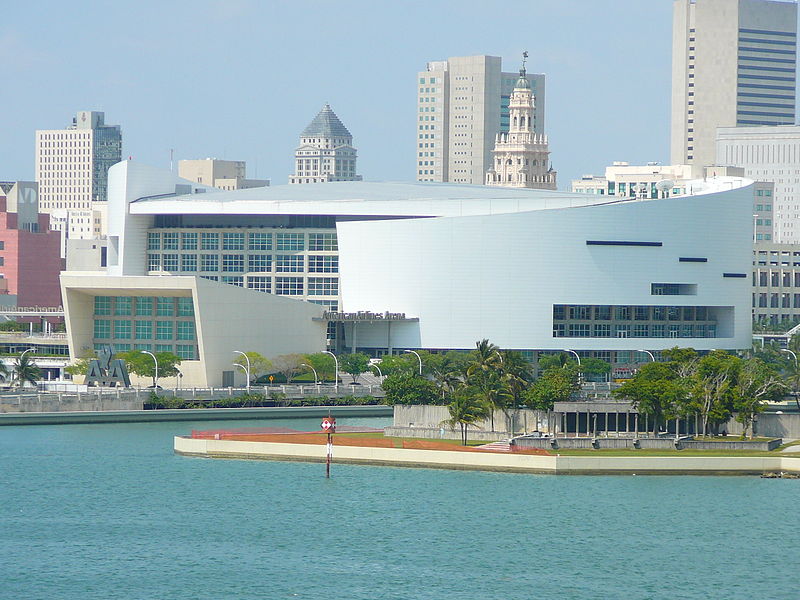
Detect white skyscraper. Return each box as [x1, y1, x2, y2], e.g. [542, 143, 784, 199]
[416, 55, 546, 184]
[35, 111, 122, 253]
[670, 0, 797, 168]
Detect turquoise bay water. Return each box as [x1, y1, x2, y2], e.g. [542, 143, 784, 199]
[2, 416, 799, 599]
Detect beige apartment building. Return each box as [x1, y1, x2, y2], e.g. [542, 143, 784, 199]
[671, 0, 797, 168]
[417, 55, 546, 184]
[178, 159, 269, 191]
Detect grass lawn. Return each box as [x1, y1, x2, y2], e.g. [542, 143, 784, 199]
[549, 448, 779, 457]
[341, 431, 487, 448]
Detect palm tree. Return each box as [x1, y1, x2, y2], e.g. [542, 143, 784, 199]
[497, 350, 532, 436]
[466, 339, 504, 430]
[442, 391, 490, 445]
[431, 355, 464, 400]
[13, 353, 41, 389]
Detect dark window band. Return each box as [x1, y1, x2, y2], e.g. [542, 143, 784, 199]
[586, 241, 662, 247]
[680, 257, 708, 262]
[723, 273, 747, 278]
[739, 28, 796, 37]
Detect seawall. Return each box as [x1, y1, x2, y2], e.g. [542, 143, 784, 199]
[173, 436, 800, 475]
[0, 405, 393, 426]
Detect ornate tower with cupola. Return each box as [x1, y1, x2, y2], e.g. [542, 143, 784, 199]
[485, 54, 556, 190]
[289, 104, 362, 185]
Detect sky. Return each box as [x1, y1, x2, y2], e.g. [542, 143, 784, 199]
[0, 0, 677, 189]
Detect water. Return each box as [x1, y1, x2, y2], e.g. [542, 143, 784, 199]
[2, 416, 799, 599]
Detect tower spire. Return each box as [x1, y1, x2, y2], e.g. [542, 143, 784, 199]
[521, 50, 528, 77]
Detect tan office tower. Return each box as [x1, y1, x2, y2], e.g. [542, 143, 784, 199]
[178, 159, 269, 190]
[670, 0, 797, 168]
[417, 55, 545, 184]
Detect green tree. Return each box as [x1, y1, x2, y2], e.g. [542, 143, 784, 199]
[271, 353, 305, 384]
[339, 352, 370, 384]
[579, 357, 611, 382]
[466, 339, 504, 430]
[692, 351, 740, 437]
[233, 351, 272, 383]
[381, 372, 439, 405]
[375, 353, 418, 376]
[537, 353, 570, 371]
[12, 353, 40, 388]
[441, 389, 490, 445]
[118, 351, 181, 387]
[497, 350, 532, 435]
[65, 348, 96, 377]
[732, 358, 785, 439]
[305, 352, 336, 382]
[524, 366, 579, 412]
[614, 362, 686, 435]
[429, 352, 465, 400]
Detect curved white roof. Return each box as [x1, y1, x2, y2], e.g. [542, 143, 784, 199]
[128, 178, 753, 218]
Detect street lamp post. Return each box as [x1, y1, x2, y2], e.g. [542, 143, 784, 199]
[323, 350, 339, 392]
[301, 363, 319, 386]
[638, 349, 656, 362]
[142, 350, 159, 388]
[233, 350, 251, 393]
[782, 349, 800, 410]
[369, 364, 383, 379]
[404, 350, 423, 375]
[18, 348, 36, 389]
[562, 349, 581, 365]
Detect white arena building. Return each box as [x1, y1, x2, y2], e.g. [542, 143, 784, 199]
[61, 161, 753, 386]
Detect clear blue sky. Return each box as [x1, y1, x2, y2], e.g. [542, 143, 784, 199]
[0, 0, 677, 188]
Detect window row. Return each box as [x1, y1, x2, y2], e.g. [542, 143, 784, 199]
[553, 323, 716, 338]
[196, 276, 339, 296]
[754, 292, 800, 308]
[94, 342, 197, 360]
[553, 304, 712, 322]
[94, 296, 194, 317]
[94, 319, 196, 341]
[754, 271, 800, 287]
[147, 231, 337, 252]
[147, 253, 338, 274]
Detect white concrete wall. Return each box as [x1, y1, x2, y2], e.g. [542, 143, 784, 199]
[338, 185, 753, 351]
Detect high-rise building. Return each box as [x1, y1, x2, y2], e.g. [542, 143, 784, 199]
[485, 63, 556, 190]
[417, 55, 545, 184]
[717, 125, 800, 242]
[289, 104, 361, 184]
[35, 111, 122, 254]
[670, 0, 797, 168]
[178, 159, 269, 191]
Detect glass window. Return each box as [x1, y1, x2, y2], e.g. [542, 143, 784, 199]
[615, 324, 630, 338]
[162, 232, 178, 250]
[181, 254, 197, 272]
[148, 254, 161, 271]
[156, 321, 173, 340]
[201, 254, 219, 272]
[634, 306, 649, 320]
[275, 255, 304, 272]
[553, 305, 566, 320]
[308, 233, 337, 251]
[667, 306, 681, 321]
[593, 323, 611, 337]
[276, 233, 304, 251]
[615, 306, 630, 320]
[163, 254, 179, 271]
[248, 232, 272, 250]
[595, 306, 611, 320]
[135, 297, 153, 316]
[181, 232, 198, 250]
[114, 344, 131, 352]
[177, 297, 194, 317]
[222, 254, 245, 272]
[221, 276, 244, 287]
[94, 319, 111, 339]
[568, 323, 591, 337]
[176, 321, 195, 340]
[114, 296, 132, 316]
[308, 255, 338, 273]
[696, 306, 707, 320]
[147, 232, 160, 250]
[156, 297, 174, 316]
[176, 344, 196, 360]
[135, 320, 152, 339]
[201, 232, 219, 250]
[248, 254, 271, 272]
[94, 296, 111, 316]
[633, 324, 649, 337]
[275, 277, 303, 295]
[155, 344, 173, 353]
[247, 276, 271, 293]
[223, 232, 245, 250]
[569, 305, 590, 320]
[308, 277, 338, 296]
[134, 343, 152, 352]
[114, 320, 132, 339]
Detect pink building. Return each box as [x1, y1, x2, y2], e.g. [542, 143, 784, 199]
[0, 182, 63, 307]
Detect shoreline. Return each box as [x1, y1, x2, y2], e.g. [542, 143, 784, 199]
[0, 405, 393, 426]
[173, 436, 800, 476]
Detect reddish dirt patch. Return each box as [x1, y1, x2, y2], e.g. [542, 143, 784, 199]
[401, 440, 550, 455]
